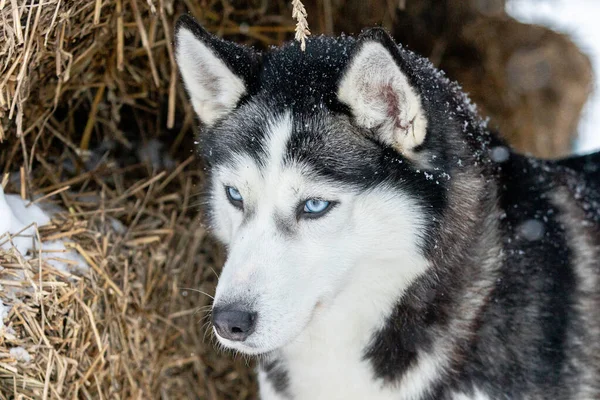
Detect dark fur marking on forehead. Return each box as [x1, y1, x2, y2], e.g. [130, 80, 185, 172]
[283, 113, 384, 187]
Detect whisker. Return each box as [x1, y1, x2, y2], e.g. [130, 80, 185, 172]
[180, 287, 214, 299]
[194, 306, 212, 316]
[188, 191, 205, 199]
[201, 321, 213, 343]
[189, 200, 209, 209]
[198, 311, 212, 323]
[199, 313, 212, 323]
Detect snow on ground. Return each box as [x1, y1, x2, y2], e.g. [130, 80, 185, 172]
[0, 189, 50, 255]
[0, 186, 89, 274]
[508, 0, 600, 155]
[9, 347, 32, 363]
[1, 185, 89, 338]
[0, 302, 11, 331]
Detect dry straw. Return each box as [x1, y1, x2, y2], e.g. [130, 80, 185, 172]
[0, 0, 300, 398]
[292, 0, 310, 51]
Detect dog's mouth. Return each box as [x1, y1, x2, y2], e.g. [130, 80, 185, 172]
[214, 328, 260, 352]
[213, 327, 277, 357]
[212, 300, 324, 355]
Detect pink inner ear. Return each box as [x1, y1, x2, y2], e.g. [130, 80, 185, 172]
[381, 83, 413, 134]
[381, 84, 404, 130]
[381, 84, 399, 120]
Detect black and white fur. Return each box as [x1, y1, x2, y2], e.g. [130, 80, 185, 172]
[174, 15, 600, 400]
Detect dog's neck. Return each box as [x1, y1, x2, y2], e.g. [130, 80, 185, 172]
[362, 170, 503, 383]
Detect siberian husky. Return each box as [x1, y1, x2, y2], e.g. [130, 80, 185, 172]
[174, 15, 600, 400]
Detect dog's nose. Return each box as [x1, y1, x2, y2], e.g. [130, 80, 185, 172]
[212, 306, 257, 341]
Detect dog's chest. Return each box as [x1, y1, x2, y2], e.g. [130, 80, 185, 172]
[259, 301, 412, 400]
[260, 330, 400, 400]
[259, 345, 490, 400]
[286, 349, 396, 400]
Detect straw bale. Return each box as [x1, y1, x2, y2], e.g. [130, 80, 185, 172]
[0, 0, 298, 398]
[0, 157, 263, 398]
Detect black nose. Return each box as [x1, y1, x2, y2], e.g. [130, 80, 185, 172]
[212, 306, 257, 342]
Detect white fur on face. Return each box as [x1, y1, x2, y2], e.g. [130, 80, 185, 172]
[175, 29, 246, 126]
[338, 42, 427, 158]
[209, 112, 430, 359]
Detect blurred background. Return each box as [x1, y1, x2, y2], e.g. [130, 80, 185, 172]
[508, 0, 600, 155]
[0, 0, 598, 398]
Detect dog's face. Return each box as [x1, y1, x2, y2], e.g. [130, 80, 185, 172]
[175, 16, 464, 354]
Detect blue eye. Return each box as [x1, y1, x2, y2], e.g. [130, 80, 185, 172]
[303, 199, 331, 215]
[226, 186, 243, 208]
[227, 187, 242, 201]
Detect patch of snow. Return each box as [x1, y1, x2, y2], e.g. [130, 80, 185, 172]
[40, 240, 89, 273]
[0, 189, 49, 255]
[0, 302, 11, 330]
[508, 0, 600, 154]
[0, 186, 88, 273]
[490, 146, 511, 163]
[517, 219, 546, 241]
[9, 347, 32, 363]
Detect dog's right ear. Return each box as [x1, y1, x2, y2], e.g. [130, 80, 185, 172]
[175, 15, 260, 126]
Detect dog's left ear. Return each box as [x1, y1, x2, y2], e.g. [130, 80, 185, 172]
[338, 28, 427, 157]
[174, 15, 260, 126]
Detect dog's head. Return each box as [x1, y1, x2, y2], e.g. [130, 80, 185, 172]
[175, 16, 484, 354]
